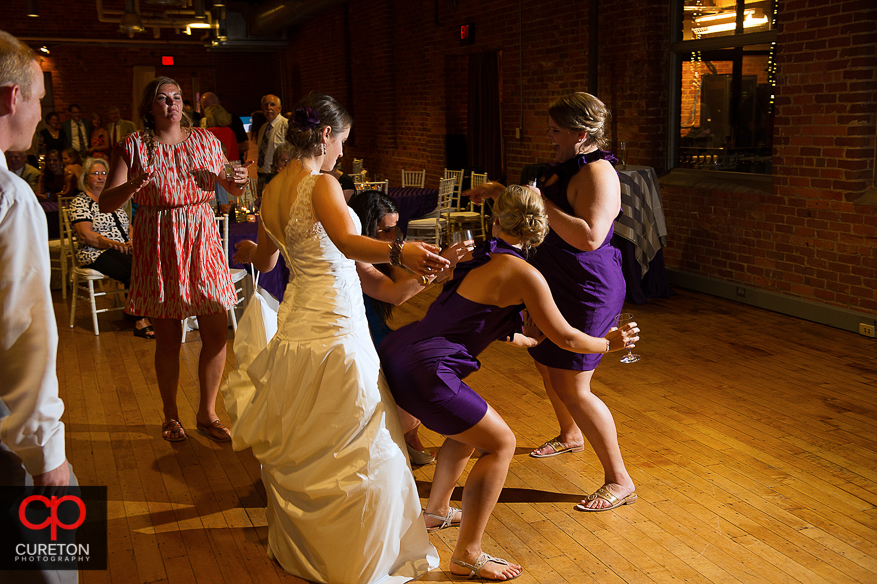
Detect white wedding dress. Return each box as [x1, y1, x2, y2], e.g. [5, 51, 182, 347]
[222, 172, 438, 583]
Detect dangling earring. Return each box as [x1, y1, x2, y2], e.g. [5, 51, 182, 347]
[321, 142, 327, 156]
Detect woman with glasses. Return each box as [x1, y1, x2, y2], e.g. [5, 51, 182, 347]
[68, 157, 154, 338]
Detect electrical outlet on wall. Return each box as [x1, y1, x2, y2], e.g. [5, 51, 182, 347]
[859, 323, 875, 338]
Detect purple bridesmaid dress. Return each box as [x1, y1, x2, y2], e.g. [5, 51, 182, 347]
[379, 239, 525, 435]
[528, 149, 626, 371]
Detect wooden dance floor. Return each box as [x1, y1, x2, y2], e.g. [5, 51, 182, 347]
[57, 286, 877, 584]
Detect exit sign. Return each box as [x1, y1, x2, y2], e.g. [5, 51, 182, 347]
[460, 23, 474, 46]
[162, 56, 174, 66]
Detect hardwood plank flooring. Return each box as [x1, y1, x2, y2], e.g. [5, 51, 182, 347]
[54, 284, 876, 583]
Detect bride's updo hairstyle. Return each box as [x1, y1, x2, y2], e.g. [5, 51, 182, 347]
[286, 93, 352, 158]
[548, 92, 610, 149]
[493, 185, 549, 254]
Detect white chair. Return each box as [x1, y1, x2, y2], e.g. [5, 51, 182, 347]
[215, 215, 249, 330]
[65, 207, 127, 335]
[444, 169, 464, 204]
[401, 169, 426, 188]
[448, 171, 488, 240]
[405, 177, 456, 245]
[183, 215, 249, 340]
[49, 196, 75, 299]
[352, 158, 363, 176]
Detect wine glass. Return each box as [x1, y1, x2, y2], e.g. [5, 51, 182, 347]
[615, 312, 640, 363]
[452, 229, 473, 246]
[618, 141, 627, 169]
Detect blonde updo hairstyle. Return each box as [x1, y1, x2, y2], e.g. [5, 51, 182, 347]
[548, 92, 610, 149]
[493, 185, 549, 254]
[285, 93, 352, 159]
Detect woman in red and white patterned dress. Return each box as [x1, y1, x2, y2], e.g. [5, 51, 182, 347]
[101, 77, 251, 442]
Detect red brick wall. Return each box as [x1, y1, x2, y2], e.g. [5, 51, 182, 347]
[660, 0, 877, 314]
[4, 0, 874, 314]
[3, 0, 280, 125]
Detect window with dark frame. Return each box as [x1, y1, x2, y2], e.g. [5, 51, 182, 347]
[672, 0, 777, 174]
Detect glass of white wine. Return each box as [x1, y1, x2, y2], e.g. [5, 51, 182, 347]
[618, 141, 627, 169]
[615, 312, 640, 363]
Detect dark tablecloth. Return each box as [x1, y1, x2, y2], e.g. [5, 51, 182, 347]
[227, 220, 289, 302]
[614, 166, 672, 304]
[387, 187, 438, 236]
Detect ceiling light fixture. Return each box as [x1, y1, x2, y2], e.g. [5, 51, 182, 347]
[25, 0, 39, 17]
[119, 0, 145, 34]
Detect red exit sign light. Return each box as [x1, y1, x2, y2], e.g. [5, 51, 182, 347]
[460, 23, 474, 46]
[162, 56, 174, 66]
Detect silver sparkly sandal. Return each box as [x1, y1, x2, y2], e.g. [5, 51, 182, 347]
[423, 506, 461, 533]
[450, 552, 522, 581]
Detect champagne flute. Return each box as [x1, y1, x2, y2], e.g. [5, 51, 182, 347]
[618, 141, 627, 169]
[615, 312, 641, 363]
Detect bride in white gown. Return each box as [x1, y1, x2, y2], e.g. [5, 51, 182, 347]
[222, 94, 447, 583]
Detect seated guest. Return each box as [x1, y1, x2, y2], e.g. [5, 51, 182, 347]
[87, 113, 110, 160]
[39, 111, 65, 154]
[36, 149, 65, 201]
[264, 142, 294, 185]
[68, 158, 154, 339]
[59, 147, 82, 197]
[106, 106, 136, 148]
[4, 150, 40, 193]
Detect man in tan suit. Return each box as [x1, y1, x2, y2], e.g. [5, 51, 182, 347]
[106, 106, 136, 148]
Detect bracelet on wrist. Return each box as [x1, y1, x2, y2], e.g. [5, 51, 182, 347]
[605, 338, 611, 353]
[388, 239, 404, 268]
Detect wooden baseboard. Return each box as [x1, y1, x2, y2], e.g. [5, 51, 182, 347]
[667, 269, 876, 336]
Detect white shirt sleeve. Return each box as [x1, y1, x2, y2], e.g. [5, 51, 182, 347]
[0, 156, 66, 477]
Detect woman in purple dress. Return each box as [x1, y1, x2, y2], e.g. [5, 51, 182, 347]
[379, 185, 639, 581]
[469, 93, 635, 513]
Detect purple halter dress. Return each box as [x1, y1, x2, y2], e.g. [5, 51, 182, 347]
[379, 239, 525, 435]
[527, 149, 625, 371]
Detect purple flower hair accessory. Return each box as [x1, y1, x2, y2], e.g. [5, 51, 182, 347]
[292, 106, 321, 131]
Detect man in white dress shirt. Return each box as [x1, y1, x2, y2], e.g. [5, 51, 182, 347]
[4, 149, 39, 192]
[255, 93, 288, 194]
[1, 30, 77, 582]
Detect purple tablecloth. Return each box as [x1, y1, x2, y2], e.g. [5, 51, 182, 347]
[41, 201, 60, 239]
[387, 187, 438, 236]
[227, 220, 290, 302]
